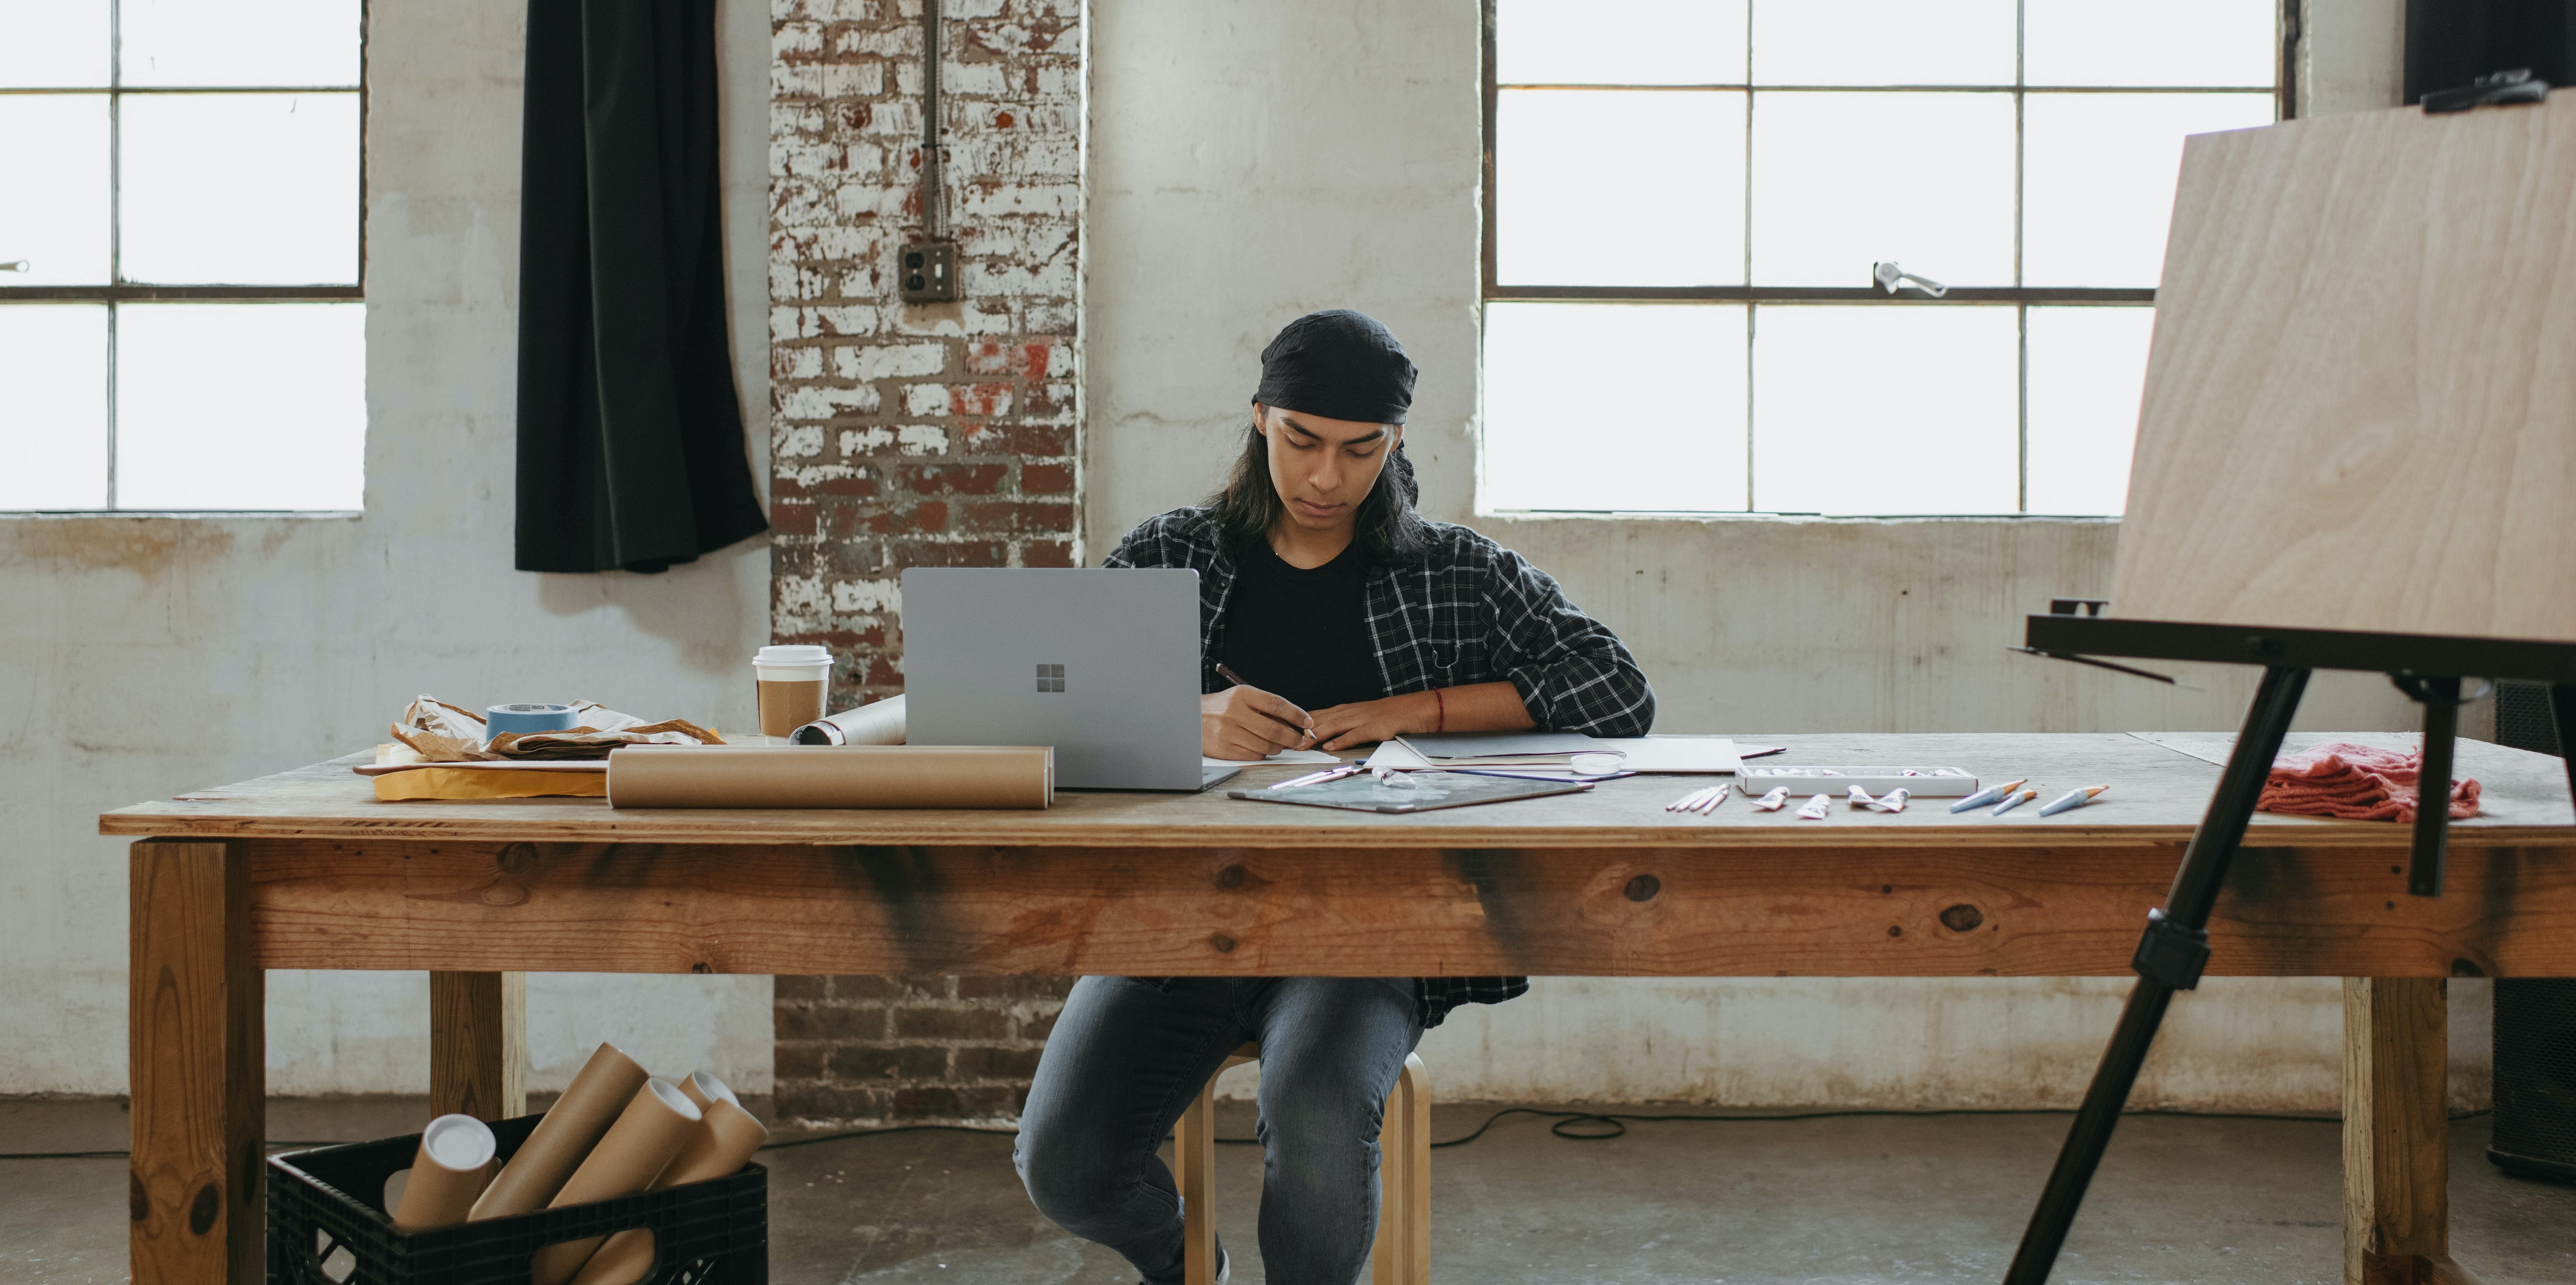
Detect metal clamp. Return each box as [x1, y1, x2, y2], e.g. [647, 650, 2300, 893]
[2424, 68, 2550, 114]
[2131, 907, 2211, 990]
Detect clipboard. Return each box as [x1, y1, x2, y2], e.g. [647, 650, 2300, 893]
[1227, 770, 1592, 813]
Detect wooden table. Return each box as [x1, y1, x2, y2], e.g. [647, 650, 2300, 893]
[108, 732, 2576, 1285]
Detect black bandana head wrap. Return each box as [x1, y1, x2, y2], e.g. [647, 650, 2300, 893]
[1251, 309, 1417, 425]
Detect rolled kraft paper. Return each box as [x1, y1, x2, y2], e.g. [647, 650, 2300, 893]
[565, 1100, 771, 1285]
[528, 1079, 706, 1285]
[391, 1114, 498, 1232]
[608, 744, 1051, 809]
[467, 1042, 651, 1221]
[789, 694, 906, 746]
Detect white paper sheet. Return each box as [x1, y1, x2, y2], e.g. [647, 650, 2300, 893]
[1367, 736, 1737, 773]
[1204, 749, 1343, 767]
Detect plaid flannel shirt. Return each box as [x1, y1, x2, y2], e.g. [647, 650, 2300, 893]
[1106, 505, 1657, 1026]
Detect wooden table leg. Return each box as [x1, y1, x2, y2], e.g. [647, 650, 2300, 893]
[130, 840, 264, 1285]
[429, 971, 526, 1121]
[2344, 977, 2485, 1285]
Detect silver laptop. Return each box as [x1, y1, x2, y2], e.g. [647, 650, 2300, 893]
[901, 567, 1237, 790]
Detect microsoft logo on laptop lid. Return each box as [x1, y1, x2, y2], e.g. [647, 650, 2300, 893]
[1035, 663, 1066, 693]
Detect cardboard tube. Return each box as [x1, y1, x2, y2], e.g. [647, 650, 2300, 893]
[468, 1043, 650, 1221]
[789, 694, 906, 745]
[675, 1070, 738, 1115]
[391, 1114, 497, 1232]
[530, 1079, 706, 1285]
[608, 744, 1049, 809]
[566, 1098, 772, 1285]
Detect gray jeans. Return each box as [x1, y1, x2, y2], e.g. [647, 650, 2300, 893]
[1013, 976, 1423, 1285]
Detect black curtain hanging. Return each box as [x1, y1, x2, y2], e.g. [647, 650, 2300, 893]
[515, 0, 768, 574]
[2406, 0, 2576, 103]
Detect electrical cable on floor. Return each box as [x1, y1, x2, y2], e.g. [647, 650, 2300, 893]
[0, 1109, 2499, 1161]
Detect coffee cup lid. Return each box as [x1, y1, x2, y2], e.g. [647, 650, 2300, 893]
[755, 645, 833, 665]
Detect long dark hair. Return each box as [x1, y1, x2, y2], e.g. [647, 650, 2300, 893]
[1207, 414, 1429, 563]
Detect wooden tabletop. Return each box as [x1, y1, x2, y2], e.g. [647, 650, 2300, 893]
[101, 731, 2575, 849]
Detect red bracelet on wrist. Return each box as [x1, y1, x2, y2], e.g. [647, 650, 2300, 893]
[1432, 687, 1445, 733]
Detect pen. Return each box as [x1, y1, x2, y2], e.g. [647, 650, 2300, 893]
[1991, 789, 2038, 816]
[1666, 785, 1725, 813]
[1275, 764, 1361, 790]
[1949, 778, 2026, 813]
[2038, 785, 2109, 817]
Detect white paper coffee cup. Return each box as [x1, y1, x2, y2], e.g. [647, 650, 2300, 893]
[753, 645, 833, 737]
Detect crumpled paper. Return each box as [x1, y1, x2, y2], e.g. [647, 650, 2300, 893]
[390, 696, 724, 762]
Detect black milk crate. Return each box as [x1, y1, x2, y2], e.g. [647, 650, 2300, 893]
[266, 1111, 766, 1285]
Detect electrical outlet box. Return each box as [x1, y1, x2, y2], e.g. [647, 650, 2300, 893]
[899, 240, 959, 303]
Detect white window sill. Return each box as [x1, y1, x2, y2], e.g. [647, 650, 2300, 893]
[1477, 508, 2119, 525]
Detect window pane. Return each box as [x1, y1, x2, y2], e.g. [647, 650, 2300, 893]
[1751, 91, 2014, 286]
[1497, 90, 1746, 286]
[0, 96, 112, 285]
[119, 92, 360, 285]
[2026, 306, 2154, 516]
[1483, 303, 1748, 512]
[2023, 93, 2274, 287]
[1497, 0, 1747, 85]
[116, 303, 365, 510]
[120, 0, 361, 87]
[1752, 305, 2017, 515]
[1753, 0, 2015, 86]
[0, 305, 110, 510]
[0, 0, 110, 88]
[2026, 0, 2278, 88]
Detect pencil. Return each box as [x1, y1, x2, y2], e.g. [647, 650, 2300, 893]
[1212, 662, 1314, 746]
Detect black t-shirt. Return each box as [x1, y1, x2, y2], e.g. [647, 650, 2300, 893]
[1218, 538, 1384, 712]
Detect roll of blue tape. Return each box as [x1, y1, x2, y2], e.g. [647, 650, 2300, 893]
[486, 703, 578, 736]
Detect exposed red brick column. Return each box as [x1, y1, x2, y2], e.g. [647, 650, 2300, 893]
[768, 0, 1079, 1127]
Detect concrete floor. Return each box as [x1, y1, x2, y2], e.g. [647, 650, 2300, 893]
[6, 1097, 2571, 1285]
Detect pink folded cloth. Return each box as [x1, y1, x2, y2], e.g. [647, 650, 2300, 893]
[2258, 741, 2480, 822]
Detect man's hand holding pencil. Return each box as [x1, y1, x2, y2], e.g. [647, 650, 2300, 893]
[1204, 663, 1317, 759]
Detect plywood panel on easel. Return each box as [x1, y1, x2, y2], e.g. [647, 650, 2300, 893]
[2110, 92, 2576, 644]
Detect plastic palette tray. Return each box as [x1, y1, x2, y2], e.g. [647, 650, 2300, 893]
[1735, 766, 1979, 797]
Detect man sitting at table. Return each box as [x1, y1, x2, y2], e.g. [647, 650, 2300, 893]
[1012, 308, 1655, 1284]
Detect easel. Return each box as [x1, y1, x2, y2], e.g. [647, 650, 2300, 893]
[1999, 89, 2576, 1284]
[2005, 611, 2576, 1284]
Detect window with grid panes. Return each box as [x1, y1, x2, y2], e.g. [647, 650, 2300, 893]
[0, 0, 364, 513]
[1480, 0, 2281, 517]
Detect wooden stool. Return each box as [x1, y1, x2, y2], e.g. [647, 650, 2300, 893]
[1172, 1043, 1430, 1285]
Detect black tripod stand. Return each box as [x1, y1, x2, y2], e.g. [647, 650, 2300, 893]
[2002, 609, 2576, 1285]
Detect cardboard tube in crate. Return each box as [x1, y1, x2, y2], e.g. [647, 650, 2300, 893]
[566, 1096, 772, 1285]
[529, 1078, 706, 1285]
[608, 745, 1051, 809]
[390, 1114, 497, 1231]
[468, 1043, 650, 1221]
[676, 1069, 738, 1115]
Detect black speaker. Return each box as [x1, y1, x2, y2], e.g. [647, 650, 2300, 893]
[2489, 680, 2576, 1183]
